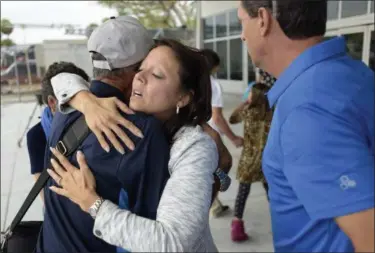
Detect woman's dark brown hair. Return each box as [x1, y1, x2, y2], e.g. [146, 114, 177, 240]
[151, 39, 212, 142]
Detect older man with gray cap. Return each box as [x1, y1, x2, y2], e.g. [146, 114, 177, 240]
[36, 16, 171, 253]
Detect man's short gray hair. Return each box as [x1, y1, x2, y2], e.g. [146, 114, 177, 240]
[91, 52, 141, 79]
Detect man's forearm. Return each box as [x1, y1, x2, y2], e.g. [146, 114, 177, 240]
[201, 123, 232, 172]
[353, 234, 374, 253]
[211, 176, 220, 206]
[355, 244, 374, 253]
[336, 208, 374, 253]
[218, 142, 232, 173]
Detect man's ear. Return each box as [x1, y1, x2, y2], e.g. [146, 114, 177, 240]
[47, 95, 58, 113]
[257, 7, 272, 37]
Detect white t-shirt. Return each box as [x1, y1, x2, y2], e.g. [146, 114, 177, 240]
[207, 75, 223, 133]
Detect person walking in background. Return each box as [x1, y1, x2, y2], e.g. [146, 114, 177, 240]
[201, 49, 244, 148]
[229, 69, 275, 242]
[201, 48, 243, 217]
[238, 0, 374, 251]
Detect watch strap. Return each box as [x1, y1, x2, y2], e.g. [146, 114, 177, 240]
[215, 168, 231, 192]
[89, 197, 104, 219]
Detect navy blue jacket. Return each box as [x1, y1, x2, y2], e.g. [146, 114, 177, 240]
[37, 80, 170, 253]
[26, 122, 46, 174]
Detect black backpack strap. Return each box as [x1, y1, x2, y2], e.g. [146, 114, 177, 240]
[55, 116, 89, 157]
[6, 115, 90, 236]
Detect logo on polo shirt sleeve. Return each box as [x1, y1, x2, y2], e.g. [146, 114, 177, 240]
[339, 175, 357, 190]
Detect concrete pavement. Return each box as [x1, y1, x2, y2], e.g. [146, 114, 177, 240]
[1, 101, 45, 231]
[0, 93, 274, 252]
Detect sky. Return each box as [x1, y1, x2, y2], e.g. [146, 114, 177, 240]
[1, 1, 118, 44]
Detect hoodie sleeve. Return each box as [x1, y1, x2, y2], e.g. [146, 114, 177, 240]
[50, 72, 90, 114]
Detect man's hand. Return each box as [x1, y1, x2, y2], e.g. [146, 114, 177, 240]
[232, 136, 244, 148]
[70, 91, 143, 154]
[202, 123, 233, 206]
[335, 208, 374, 252]
[202, 123, 232, 173]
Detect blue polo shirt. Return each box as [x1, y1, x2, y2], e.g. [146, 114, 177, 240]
[37, 80, 170, 253]
[262, 36, 374, 252]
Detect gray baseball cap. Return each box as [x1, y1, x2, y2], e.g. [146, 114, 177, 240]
[87, 16, 153, 70]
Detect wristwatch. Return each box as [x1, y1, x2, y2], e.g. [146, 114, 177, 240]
[88, 197, 105, 219]
[214, 168, 231, 192]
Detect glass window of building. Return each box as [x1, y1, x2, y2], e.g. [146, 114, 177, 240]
[371, 0, 374, 13]
[203, 8, 249, 81]
[248, 55, 256, 83]
[341, 1, 368, 18]
[229, 10, 241, 36]
[327, 1, 339, 20]
[369, 31, 374, 71]
[203, 17, 214, 40]
[204, 42, 214, 52]
[230, 39, 243, 80]
[203, 42, 215, 77]
[215, 14, 227, 38]
[216, 41, 228, 79]
[343, 33, 364, 61]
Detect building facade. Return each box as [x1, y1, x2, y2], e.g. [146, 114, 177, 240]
[196, 1, 375, 94]
[149, 28, 195, 46]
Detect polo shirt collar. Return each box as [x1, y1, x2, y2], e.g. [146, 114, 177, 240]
[90, 80, 127, 103]
[267, 36, 347, 107]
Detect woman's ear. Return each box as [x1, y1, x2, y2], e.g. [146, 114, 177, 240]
[178, 91, 194, 109]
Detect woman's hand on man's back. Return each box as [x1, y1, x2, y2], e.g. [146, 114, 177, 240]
[79, 93, 144, 154]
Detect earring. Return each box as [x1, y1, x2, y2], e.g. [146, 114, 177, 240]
[176, 105, 180, 114]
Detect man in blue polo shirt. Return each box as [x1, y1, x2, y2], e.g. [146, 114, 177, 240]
[36, 17, 170, 252]
[26, 62, 90, 201]
[238, 0, 374, 252]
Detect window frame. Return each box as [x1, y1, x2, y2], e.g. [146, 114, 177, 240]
[363, 24, 374, 66]
[229, 38, 244, 81]
[325, 25, 371, 64]
[202, 9, 245, 82]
